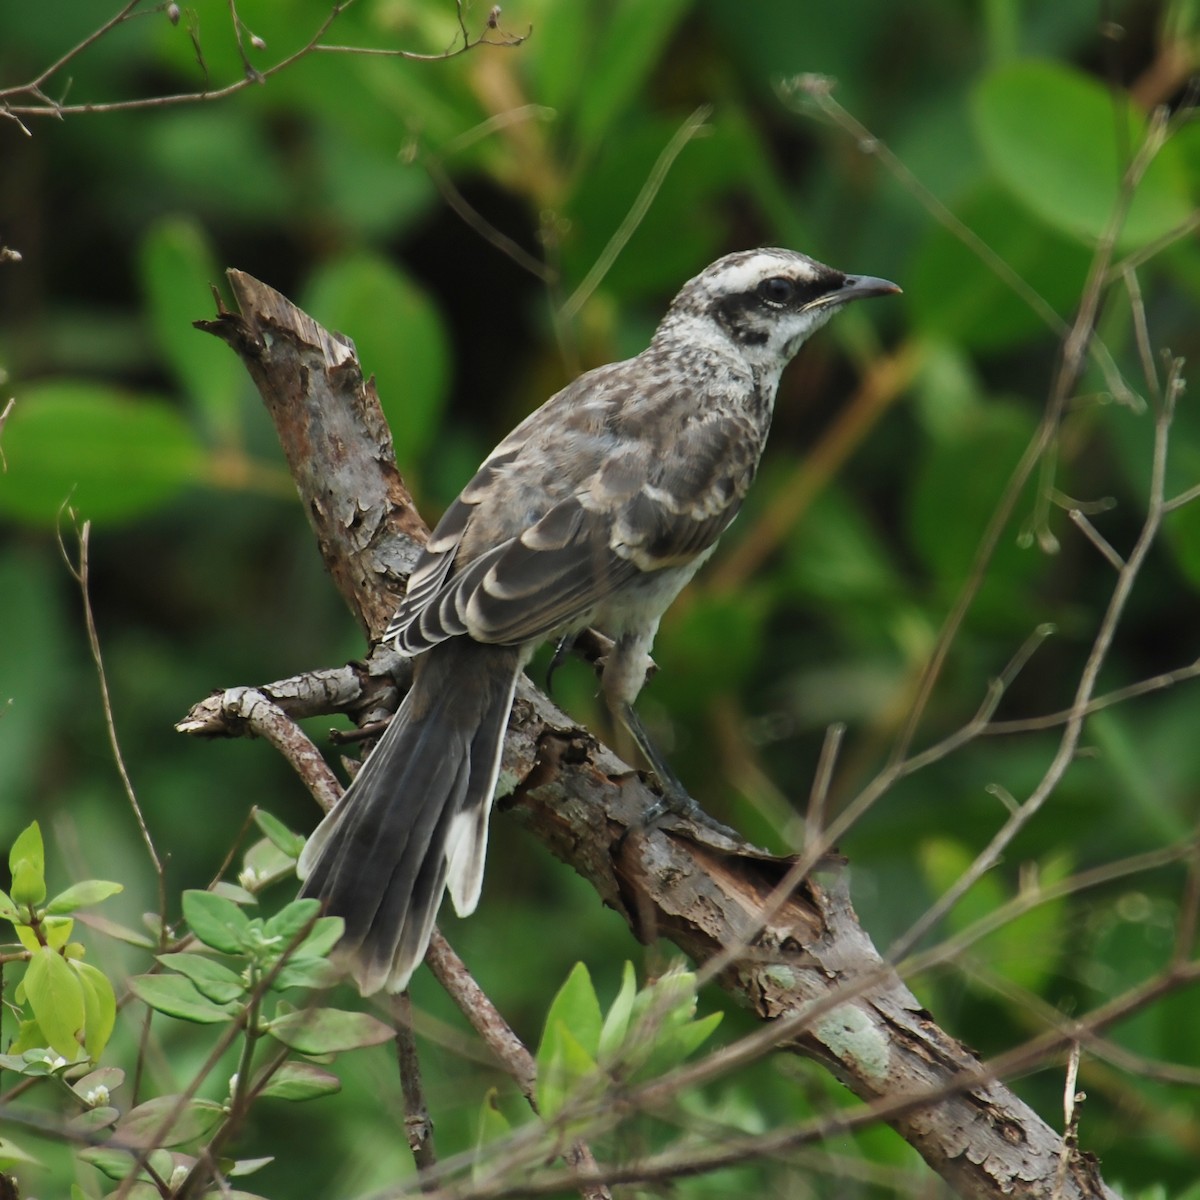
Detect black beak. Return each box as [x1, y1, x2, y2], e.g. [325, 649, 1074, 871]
[838, 274, 902, 301]
[806, 273, 902, 311]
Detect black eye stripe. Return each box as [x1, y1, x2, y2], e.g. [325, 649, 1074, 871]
[755, 273, 845, 308]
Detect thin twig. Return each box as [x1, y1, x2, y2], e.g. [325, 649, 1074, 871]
[1067, 508, 1126, 571]
[2, 0, 525, 120]
[421, 153, 553, 283]
[559, 106, 712, 323]
[60, 519, 169, 944]
[394, 993, 439, 1185]
[804, 723, 844, 846]
[1052, 1043, 1083, 1200]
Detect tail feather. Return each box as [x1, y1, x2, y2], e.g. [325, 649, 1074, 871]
[298, 639, 522, 994]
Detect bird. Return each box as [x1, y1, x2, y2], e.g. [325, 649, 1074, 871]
[297, 247, 900, 994]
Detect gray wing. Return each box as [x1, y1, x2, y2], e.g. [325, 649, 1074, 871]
[387, 371, 761, 654]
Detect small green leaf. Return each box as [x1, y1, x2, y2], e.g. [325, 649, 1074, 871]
[73, 960, 117, 1060]
[270, 955, 341, 991]
[240, 837, 297, 893]
[0, 888, 20, 921]
[128, 974, 239, 1024]
[76, 912, 157, 949]
[118, 1095, 225, 1148]
[0, 1136, 41, 1170]
[266, 1007, 394, 1054]
[67, 1105, 120, 1134]
[79, 1146, 134, 1180]
[537, 1022, 597, 1120]
[539, 962, 603, 1062]
[295, 915, 344, 960]
[255, 1061, 341, 1101]
[263, 898, 322, 945]
[72, 1066, 125, 1104]
[641, 1010, 723, 1078]
[9, 821, 46, 906]
[253, 809, 306, 859]
[182, 889, 252, 953]
[45, 879, 123, 914]
[25, 946, 86, 1059]
[598, 961, 637, 1060]
[227, 1156, 274, 1176]
[7, 1021, 51, 1059]
[157, 952, 247, 1004]
[0, 381, 205, 526]
[41, 915, 74, 950]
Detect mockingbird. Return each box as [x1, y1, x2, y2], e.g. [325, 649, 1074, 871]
[298, 247, 899, 994]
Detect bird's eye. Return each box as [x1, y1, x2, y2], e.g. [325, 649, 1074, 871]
[757, 276, 795, 306]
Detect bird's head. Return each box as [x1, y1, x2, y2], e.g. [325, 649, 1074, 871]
[656, 247, 900, 377]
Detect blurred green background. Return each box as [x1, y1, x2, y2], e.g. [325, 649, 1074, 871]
[2, 0, 1199, 1196]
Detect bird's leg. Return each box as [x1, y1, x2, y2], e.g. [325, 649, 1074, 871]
[616, 701, 740, 839]
[603, 630, 739, 839]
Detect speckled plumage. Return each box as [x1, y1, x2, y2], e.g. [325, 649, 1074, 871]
[298, 248, 899, 994]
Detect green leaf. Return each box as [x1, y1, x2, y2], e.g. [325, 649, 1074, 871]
[645, 1010, 723, 1075]
[118, 1095, 225, 1148]
[182, 888, 252, 953]
[157, 952, 248, 1004]
[138, 216, 244, 443]
[25, 946, 86, 1059]
[255, 1060, 341, 1101]
[67, 1105, 120, 1134]
[240, 837, 297, 893]
[0, 1136, 41, 1170]
[75, 911, 157, 950]
[537, 1021, 597, 1120]
[42, 914, 74, 949]
[8, 820, 46, 906]
[262, 898, 322, 946]
[252, 809, 306, 859]
[302, 253, 449, 466]
[227, 1156, 274, 1176]
[973, 60, 1193, 249]
[270, 955, 342, 992]
[128, 974, 239, 1024]
[598, 961, 637, 1061]
[73, 960, 118, 1060]
[72, 1066, 125, 1105]
[0, 381, 205, 526]
[539, 962, 603, 1062]
[266, 1007, 395, 1054]
[0, 888, 20, 922]
[45, 879, 124, 915]
[295, 915, 344, 960]
[79, 1146, 134, 1180]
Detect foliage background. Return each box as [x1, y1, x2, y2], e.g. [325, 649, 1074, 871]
[1, 0, 1198, 1196]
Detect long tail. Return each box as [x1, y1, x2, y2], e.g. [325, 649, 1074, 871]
[297, 639, 521, 994]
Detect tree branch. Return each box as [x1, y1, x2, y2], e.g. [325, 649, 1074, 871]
[184, 270, 1123, 1200]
